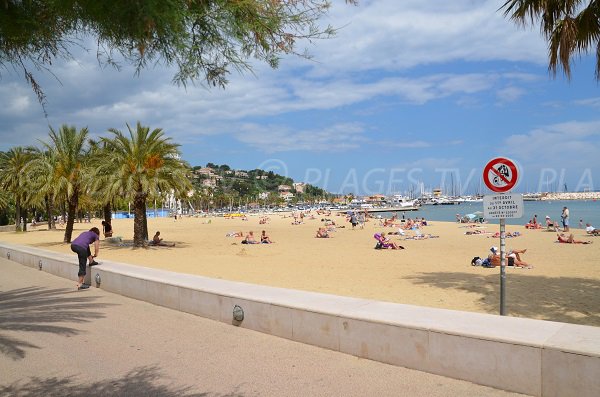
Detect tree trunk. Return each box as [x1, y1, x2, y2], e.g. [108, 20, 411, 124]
[22, 208, 28, 232]
[45, 195, 51, 230]
[46, 193, 56, 230]
[15, 197, 21, 232]
[103, 202, 112, 224]
[64, 188, 79, 243]
[133, 191, 147, 247]
[142, 201, 149, 241]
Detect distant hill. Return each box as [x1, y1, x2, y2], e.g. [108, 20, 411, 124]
[190, 163, 330, 204]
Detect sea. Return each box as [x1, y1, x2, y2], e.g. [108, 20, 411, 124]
[380, 200, 600, 228]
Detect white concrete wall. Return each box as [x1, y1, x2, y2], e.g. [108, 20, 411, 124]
[0, 241, 598, 397]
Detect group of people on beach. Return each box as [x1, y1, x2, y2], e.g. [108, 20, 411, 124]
[226, 230, 274, 244]
[521, 208, 594, 244]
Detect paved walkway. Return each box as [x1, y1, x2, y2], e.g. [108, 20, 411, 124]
[0, 257, 526, 396]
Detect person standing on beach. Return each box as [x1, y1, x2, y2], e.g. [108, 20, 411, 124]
[561, 206, 570, 232]
[349, 212, 358, 229]
[70, 227, 100, 290]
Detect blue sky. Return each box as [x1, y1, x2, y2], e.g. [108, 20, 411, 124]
[1, 0, 599, 195]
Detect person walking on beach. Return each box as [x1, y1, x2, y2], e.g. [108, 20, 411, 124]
[70, 227, 100, 290]
[561, 206, 570, 232]
[349, 212, 358, 229]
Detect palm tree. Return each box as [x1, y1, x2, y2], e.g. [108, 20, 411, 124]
[0, 147, 35, 231]
[26, 147, 60, 230]
[100, 122, 192, 247]
[42, 125, 92, 242]
[88, 139, 119, 225]
[502, 0, 600, 80]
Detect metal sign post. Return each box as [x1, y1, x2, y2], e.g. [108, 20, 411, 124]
[482, 157, 522, 316]
[499, 218, 506, 315]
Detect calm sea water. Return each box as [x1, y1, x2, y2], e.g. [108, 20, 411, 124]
[381, 200, 600, 227]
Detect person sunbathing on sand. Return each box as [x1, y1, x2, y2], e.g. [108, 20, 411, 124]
[488, 247, 532, 268]
[585, 223, 600, 236]
[260, 230, 274, 244]
[226, 231, 244, 237]
[242, 231, 260, 244]
[316, 227, 331, 238]
[557, 233, 592, 244]
[374, 232, 404, 250]
[150, 231, 175, 247]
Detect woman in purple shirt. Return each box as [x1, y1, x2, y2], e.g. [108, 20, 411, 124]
[71, 227, 100, 290]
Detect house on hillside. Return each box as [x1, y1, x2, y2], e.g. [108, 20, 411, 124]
[279, 191, 294, 201]
[293, 182, 306, 193]
[195, 167, 214, 177]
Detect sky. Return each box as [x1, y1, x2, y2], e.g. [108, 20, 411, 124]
[1, 0, 599, 196]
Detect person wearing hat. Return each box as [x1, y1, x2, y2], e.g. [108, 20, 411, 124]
[545, 215, 558, 231]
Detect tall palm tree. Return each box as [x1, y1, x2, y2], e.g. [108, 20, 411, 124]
[0, 147, 35, 231]
[100, 122, 192, 247]
[42, 125, 91, 242]
[26, 147, 60, 230]
[87, 139, 119, 225]
[502, 0, 600, 80]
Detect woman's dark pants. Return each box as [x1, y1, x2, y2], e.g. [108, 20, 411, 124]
[71, 244, 90, 277]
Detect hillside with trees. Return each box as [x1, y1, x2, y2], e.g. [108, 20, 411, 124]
[189, 163, 330, 210]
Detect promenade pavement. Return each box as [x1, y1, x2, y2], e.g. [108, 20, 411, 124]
[0, 257, 527, 396]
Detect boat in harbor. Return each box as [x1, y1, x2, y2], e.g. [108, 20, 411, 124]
[390, 194, 419, 208]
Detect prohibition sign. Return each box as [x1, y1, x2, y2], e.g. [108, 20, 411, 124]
[483, 157, 519, 193]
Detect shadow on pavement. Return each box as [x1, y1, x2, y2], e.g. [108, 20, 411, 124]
[0, 287, 114, 360]
[404, 271, 600, 326]
[0, 365, 243, 397]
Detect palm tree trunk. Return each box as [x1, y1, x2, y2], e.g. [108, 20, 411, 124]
[22, 208, 28, 232]
[142, 201, 149, 241]
[46, 193, 56, 230]
[64, 188, 79, 243]
[133, 191, 147, 247]
[45, 195, 51, 229]
[50, 197, 56, 229]
[15, 197, 21, 232]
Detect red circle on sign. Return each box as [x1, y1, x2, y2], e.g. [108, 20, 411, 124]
[483, 157, 519, 193]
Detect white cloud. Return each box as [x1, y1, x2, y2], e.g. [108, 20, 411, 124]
[233, 122, 369, 153]
[303, 0, 547, 75]
[575, 97, 600, 109]
[0, 83, 32, 116]
[504, 121, 600, 168]
[496, 86, 526, 103]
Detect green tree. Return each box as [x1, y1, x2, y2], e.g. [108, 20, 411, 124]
[502, 0, 600, 80]
[1, 0, 357, 105]
[26, 147, 60, 230]
[100, 122, 192, 247]
[42, 125, 92, 242]
[0, 147, 34, 231]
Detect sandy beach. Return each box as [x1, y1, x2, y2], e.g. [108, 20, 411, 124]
[1, 213, 599, 326]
